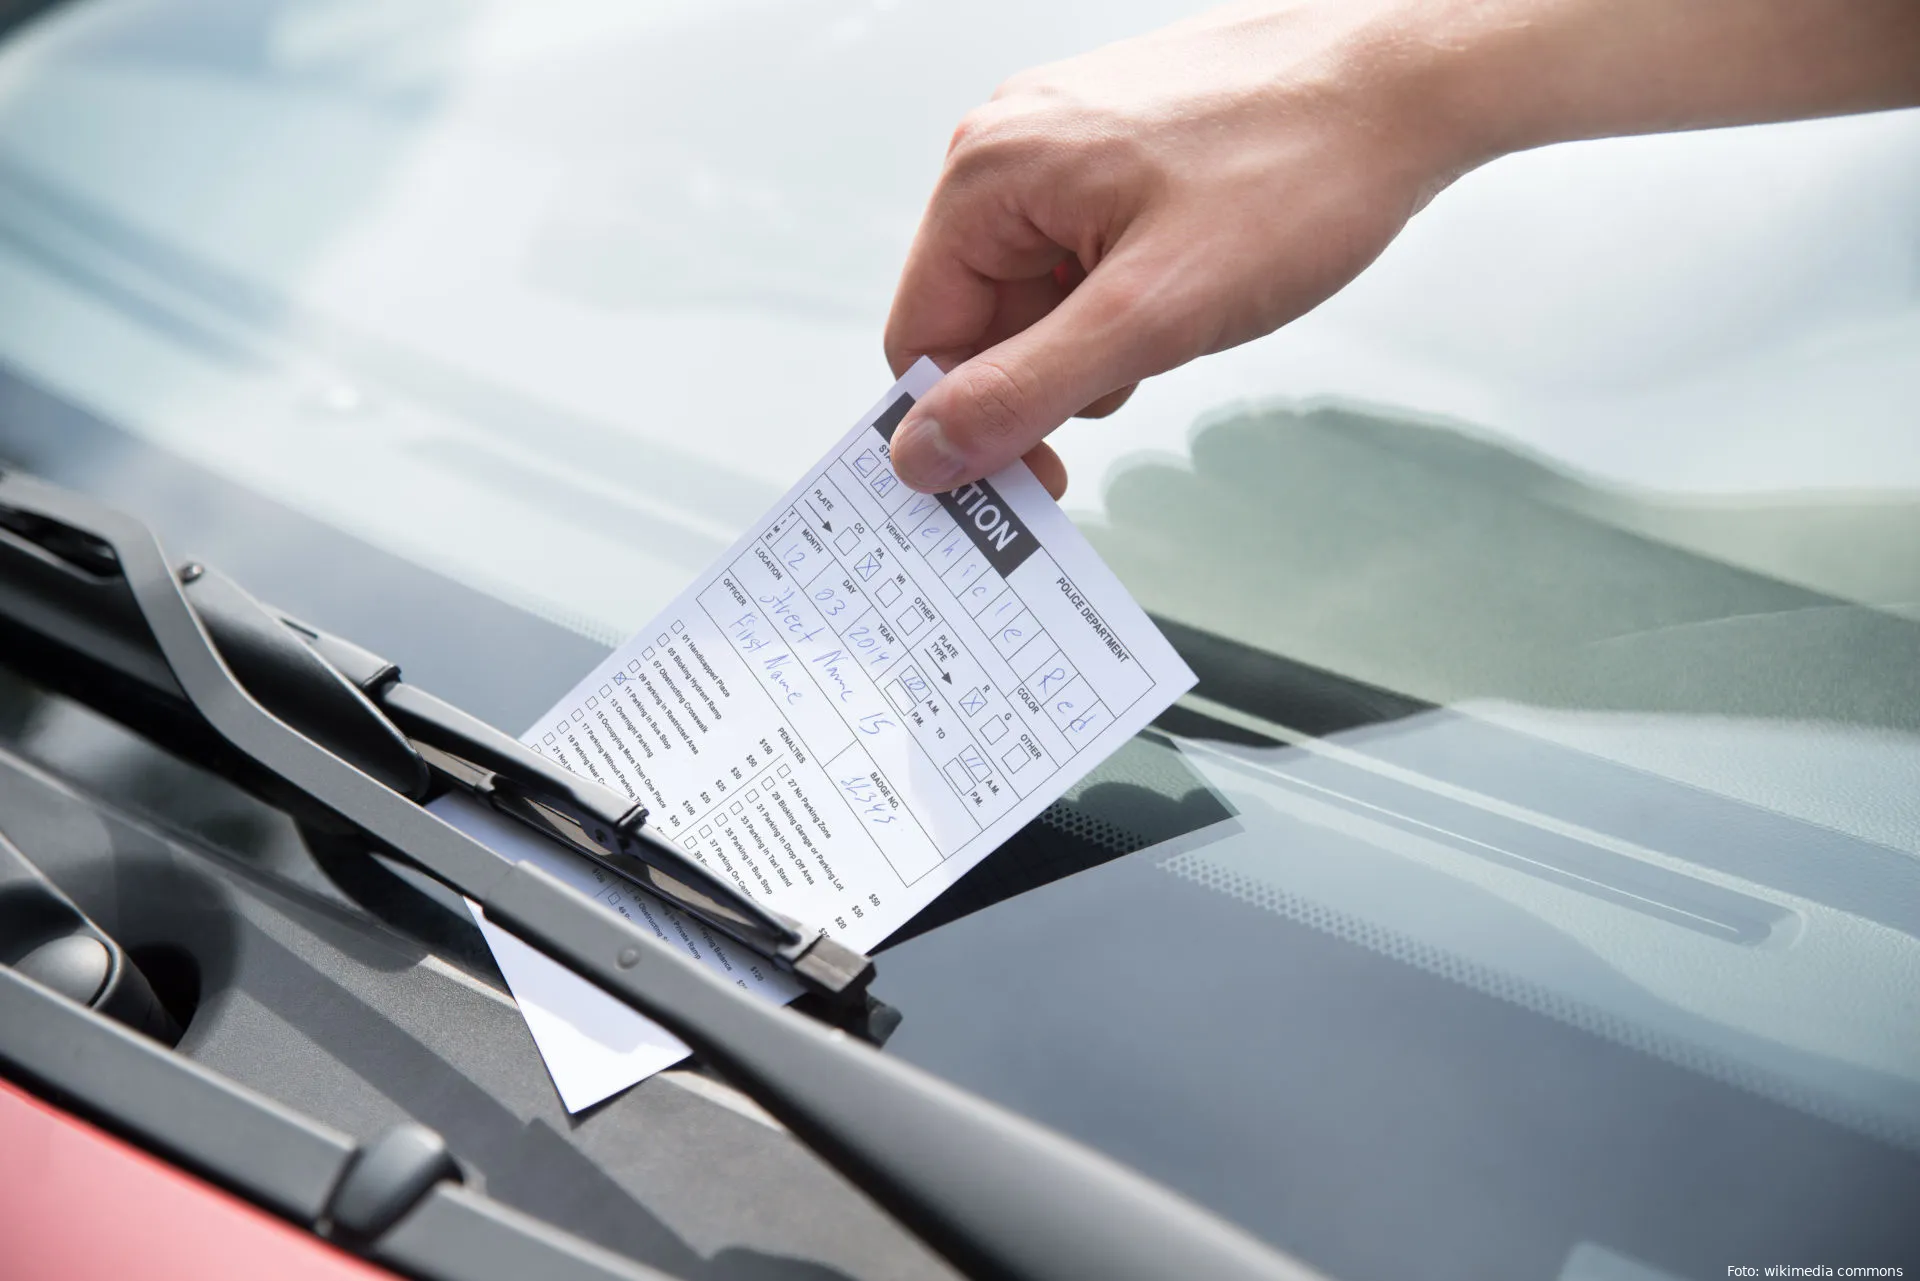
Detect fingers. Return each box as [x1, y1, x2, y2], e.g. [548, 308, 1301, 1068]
[1022, 441, 1067, 500]
[885, 186, 1068, 378]
[884, 242, 994, 378]
[1076, 382, 1137, 419]
[890, 258, 1175, 492]
[883, 105, 1154, 494]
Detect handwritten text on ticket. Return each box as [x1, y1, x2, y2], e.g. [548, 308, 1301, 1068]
[448, 358, 1197, 1111]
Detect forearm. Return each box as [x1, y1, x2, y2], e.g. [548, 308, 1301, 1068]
[1389, 0, 1920, 167]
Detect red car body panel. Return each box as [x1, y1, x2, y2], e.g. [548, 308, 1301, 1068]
[0, 1076, 393, 1281]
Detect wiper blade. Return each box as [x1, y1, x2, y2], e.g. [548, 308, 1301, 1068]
[185, 563, 872, 997]
[0, 500, 871, 999]
[0, 467, 1321, 1281]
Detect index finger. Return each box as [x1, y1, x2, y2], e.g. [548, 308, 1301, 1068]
[884, 177, 1068, 376]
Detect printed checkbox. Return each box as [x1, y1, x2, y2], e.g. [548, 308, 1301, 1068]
[875, 578, 902, 607]
[699, 826, 712, 838]
[959, 687, 988, 717]
[554, 721, 567, 736]
[627, 660, 641, 673]
[943, 758, 973, 794]
[894, 606, 925, 637]
[730, 801, 744, 815]
[1043, 676, 1098, 731]
[682, 837, 698, 851]
[543, 732, 557, 745]
[1062, 700, 1109, 739]
[777, 765, 791, 777]
[1001, 746, 1031, 774]
[963, 579, 999, 617]
[1031, 657, 1079, 701]
[980, 715, 1008, 744]
[1012, 637, 1061, 682]
[571, 710, 584, 722]
[762, 776, 776, 789]
[671, 621, 684, 633]
[959, 745, 991, 783]
[834, 527, 860, 555]
[642, 647, 654, 660]
[969, 583, 1011, 622]
[886, 679, 913, 712]
[931, 528, 968, 569]
[746, 790, 759, 802]
[941, 550, 990, 596]
[599, 684, 612, 697]
[657, 633, 670, 647]
[989, 610, 1037, 660]
[983, 591, 1021, 630]
[586, 696, 598, 709]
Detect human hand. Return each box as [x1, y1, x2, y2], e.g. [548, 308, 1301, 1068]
[882, 1, 1471, 497]
[883, 0, 1920, 498]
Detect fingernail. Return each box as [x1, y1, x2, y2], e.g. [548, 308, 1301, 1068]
[894, 416, 967, 492]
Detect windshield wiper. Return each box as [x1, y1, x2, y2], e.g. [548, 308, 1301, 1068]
[183, 560, 873, 997]
[0, 467, 1321, 1281]
[0, 486, 871, 1000]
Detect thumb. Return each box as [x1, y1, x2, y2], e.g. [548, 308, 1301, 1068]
[890, 267, 1163, 493]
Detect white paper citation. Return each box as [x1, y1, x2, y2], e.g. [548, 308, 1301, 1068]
[440, 359, 1196, 1111]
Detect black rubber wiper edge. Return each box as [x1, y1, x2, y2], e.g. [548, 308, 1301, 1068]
[0, 469, 1323, 1281]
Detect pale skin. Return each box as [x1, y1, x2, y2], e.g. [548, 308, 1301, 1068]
[883, 0, 1920, 499]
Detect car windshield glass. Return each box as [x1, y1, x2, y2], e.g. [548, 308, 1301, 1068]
[3, 2, 1918, 1274]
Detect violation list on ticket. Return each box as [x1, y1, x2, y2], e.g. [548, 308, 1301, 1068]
[445, 358, 1196, 1111]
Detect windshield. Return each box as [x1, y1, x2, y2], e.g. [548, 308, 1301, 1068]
[2, 2, 1918, 1277]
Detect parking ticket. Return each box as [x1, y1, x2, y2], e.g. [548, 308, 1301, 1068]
[440, 358, 1197, 1111]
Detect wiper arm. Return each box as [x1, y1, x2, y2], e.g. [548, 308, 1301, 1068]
[0, 501, 872, 999]
[0, 468, 1320, 1281]
[185, 565, 871, 996]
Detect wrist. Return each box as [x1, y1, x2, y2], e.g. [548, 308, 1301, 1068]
[1272, 0, 1546, 212]
[1372, 0, 1628, 160]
